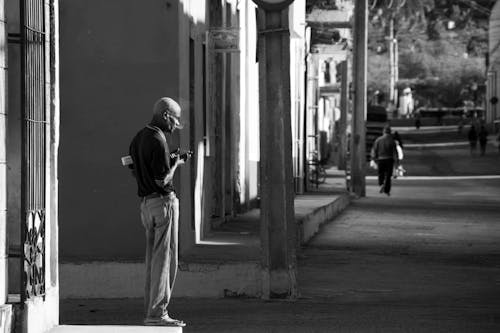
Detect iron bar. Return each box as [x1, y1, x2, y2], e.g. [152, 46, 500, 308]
[20, 0, 46, 302]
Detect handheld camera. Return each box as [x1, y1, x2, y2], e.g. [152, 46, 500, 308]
[170, 148, 194, 162]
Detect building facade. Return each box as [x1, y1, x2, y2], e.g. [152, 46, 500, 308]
[0, 0, 308, 330]
[58, 0, 306, 298]
[2, 0, 60, 332]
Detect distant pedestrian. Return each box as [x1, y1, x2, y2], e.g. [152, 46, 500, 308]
[458, 113, 465, 134]
[468, 125, 478, 155]
[393, 131, 403, 149]
[393, 138, 406, 179]
[478, 125, 488, 156]
[371, 125, 398, 196]
[497, 132, 500, 154]
[415, 112, 421, 130]
[392, 131, 405, 179]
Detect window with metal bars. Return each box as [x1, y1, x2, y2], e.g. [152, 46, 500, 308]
[20, 0, 47, 301]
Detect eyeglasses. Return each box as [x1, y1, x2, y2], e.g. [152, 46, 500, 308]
[168, 115, 181, 128]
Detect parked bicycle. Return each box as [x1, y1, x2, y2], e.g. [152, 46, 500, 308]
[308, 150, 327, 186]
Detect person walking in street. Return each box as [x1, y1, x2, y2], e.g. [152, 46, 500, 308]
[371, 125, 398, 196]
[393, 131, 403, 149]
[458, 113, 466, 134]
[393, 137, 405, 179]
[497, 131, 500, 154]
[478, 125, 489, 156]
[414, 112, 421, 130]
[468, 125, 478, 155]
[129, 97, 187, 327]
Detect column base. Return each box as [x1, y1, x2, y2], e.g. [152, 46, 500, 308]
[0, 304, 12, 333]
[262, 268, 297, 300]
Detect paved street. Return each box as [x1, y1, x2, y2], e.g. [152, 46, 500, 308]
[61, 177, 500, 332]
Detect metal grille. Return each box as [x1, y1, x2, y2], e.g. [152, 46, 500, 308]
[20, 0, 47, 301]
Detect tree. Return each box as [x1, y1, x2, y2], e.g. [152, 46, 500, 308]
[367, 0, 495, 107]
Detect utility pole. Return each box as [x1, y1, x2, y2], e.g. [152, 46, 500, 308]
[389, 17, 395, 103]
[351, 0, 367, 197]
[339, 60, 348, 170]
[253, 0, 297, 299]
[394, 35, 399, 106]
[388, 16, 399, 106]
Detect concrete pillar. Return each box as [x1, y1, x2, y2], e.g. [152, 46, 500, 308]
[338, 60, 348, 170]
[351, 0, 367, 197]
[389, 17, 395, 103]
[0, 0, 8, 305]
[305, 54, 319, 191]
[207, 0, 226, 226]
[256, 5, 297, 299]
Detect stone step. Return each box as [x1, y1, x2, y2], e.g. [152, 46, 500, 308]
[297, 192, 351, 244]
[50, 325, 182, 333]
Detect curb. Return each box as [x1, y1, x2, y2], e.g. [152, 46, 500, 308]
[298, 192, 351, 245]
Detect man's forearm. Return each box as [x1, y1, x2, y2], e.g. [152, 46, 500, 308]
[155, 163, 179, 188]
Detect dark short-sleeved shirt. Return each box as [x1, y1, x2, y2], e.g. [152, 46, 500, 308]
[371, 133, 397, 161]
[129, 127, 174, 197]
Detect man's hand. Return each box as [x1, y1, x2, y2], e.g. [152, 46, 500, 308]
[174, 154, 185, 167]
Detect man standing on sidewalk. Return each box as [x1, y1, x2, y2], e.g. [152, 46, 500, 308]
[129, 97, 186, 327]
[371, 125, 398, 196]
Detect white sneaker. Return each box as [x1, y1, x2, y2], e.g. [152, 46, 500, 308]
[144, 316, 186, 327]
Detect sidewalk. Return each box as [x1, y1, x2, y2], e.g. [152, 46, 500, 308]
[392, 125, 459, 133]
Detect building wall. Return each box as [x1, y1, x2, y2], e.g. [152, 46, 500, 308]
[58, 0, 304, 263]
[59, 0, 181, 261]
[58, 0, 262, 261]
[57, 0, 311, 299]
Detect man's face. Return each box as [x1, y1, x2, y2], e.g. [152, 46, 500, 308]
[164, 112, 181, 132]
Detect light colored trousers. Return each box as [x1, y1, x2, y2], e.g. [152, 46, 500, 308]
[140, 192, 179, 319]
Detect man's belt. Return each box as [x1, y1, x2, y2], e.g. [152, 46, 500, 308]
[142, 192, 175, 200]
[143, 192, 162, 200]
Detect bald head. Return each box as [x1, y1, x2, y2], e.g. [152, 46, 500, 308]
[153, 97, 181, 119]
[151, 97, 183, 131]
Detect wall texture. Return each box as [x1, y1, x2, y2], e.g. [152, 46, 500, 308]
[59, 0, 181, 261]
